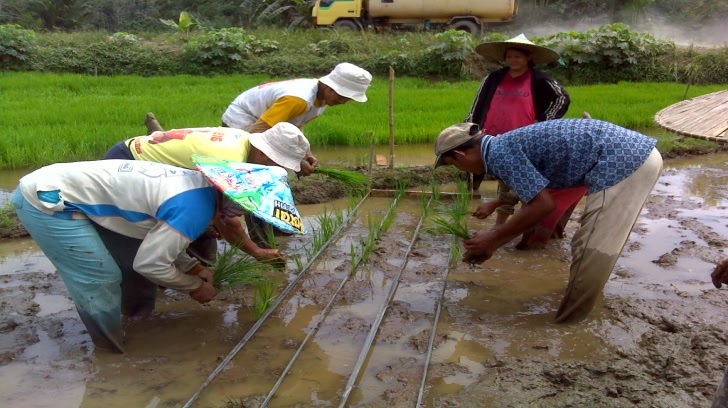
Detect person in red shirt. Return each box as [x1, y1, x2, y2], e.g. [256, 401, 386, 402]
[466, 34, 583, 249]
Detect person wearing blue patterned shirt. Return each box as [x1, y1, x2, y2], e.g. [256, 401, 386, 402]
[434, 118, 663, 323]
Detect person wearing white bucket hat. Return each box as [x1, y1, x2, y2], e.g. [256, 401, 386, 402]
[103, 122, 309, 265]
[465, 33, 578, 250]
[319, 62, 371, 103]
[221, 62, 372, 175]
[11, 152, 306, 352]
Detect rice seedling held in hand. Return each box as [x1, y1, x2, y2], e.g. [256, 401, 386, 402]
[427, 178, 473, 239]
[315, 167, 368, 193]
[429, 213, 471, 239]
[213, 244, 272, 288]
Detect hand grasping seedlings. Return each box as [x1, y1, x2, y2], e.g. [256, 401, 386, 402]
[212, 245, 272, 289]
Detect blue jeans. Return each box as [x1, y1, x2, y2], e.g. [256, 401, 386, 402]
[12, 189, 124, 353]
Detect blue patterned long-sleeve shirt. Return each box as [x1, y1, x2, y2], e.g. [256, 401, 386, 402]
[481, 119, 657, 203]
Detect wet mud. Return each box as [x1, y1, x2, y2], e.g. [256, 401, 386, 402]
[1, 155, 728, 407]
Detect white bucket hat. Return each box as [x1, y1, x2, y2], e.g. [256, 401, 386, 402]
[475, 33, 560, 65]
[249, 122, 310, 172]
[319, 62, 372, 103]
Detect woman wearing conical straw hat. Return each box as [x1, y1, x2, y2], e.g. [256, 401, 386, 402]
[465, 33, 584, 250]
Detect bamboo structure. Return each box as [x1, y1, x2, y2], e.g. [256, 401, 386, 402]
[654, 89, 728, 142]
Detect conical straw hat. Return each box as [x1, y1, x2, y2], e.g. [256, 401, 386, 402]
[475, 33, 560, 65]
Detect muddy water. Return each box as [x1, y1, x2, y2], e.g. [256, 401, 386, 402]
[1, 153, 728, 407]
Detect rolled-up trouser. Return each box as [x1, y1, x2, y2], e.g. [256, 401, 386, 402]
[555, 148, 663, 323]
[12, 189, 124, 353]
[92, 224, 157, 319]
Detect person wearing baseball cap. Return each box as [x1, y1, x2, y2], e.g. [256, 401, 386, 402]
[221, 62, 372, 176]
[434, 118, 662, 323]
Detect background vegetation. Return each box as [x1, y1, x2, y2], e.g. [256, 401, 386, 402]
[0, 0, 724, 33]
[0, 72, 721, 170]
[1, 22, 726, 84]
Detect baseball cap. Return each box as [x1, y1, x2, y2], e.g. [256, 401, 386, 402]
[434, 123, 481, 168]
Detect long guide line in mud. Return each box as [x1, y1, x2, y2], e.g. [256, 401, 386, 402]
[416, 239, 456, 407]
[260, 191, 407, 407]
[338, 197, 434, 407]
[182, 193, 370, 408]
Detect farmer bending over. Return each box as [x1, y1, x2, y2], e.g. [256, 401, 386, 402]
[220, 62, 372, 248]
[221, 62, 372, 175]
[11, 154, 303, 353]
[104, 122, 307, 264]
[433, 118, 662, 322]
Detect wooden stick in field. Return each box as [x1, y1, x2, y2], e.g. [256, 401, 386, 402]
[388, 66, 395, 170]
[368, 132, 375, 192]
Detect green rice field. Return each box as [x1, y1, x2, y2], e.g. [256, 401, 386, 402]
[0, 72, 724, 170]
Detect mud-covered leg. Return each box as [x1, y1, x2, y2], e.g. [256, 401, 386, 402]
[92, 224, 157, 320]
[144, 112, 164, 135]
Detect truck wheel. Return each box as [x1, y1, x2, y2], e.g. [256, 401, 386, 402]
[450, 20, 479, 35]
[333, 20, 360, 31]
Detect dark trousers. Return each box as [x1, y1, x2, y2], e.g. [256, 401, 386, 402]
[92, 224, 157, 319]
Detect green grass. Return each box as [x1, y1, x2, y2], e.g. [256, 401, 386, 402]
[0, 203, 17, 230]
[0, 72, 724, 169]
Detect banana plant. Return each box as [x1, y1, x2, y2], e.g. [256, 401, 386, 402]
[160, 11, 203, 38]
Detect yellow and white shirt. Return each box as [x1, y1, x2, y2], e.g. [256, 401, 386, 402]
[127, 127, 252, 169]
[221, 78, 326, 130]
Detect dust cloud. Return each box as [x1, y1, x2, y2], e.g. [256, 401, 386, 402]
[510, 13, 728, 47]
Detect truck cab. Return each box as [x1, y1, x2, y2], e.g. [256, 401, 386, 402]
[312, 0, 364, 29]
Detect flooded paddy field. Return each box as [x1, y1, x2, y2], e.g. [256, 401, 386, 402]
[1, 152, 728, 407]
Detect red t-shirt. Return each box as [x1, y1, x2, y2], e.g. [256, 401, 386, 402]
[482, 69, 536, 136]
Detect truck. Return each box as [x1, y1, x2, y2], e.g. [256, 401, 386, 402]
[311, 0, 517, 34]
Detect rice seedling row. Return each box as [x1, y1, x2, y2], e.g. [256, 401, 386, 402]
[260, 188, 406, 407]
[338, 195, 432, 407]
[184, 178, 478, 406]
[416, 239, 457, 406]
[182, 194, 369, 408]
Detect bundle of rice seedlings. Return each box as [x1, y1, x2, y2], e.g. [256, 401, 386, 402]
[315, 167, 368, 191]
[428, 213, 471, 239]
[213, 245, 272, 288]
